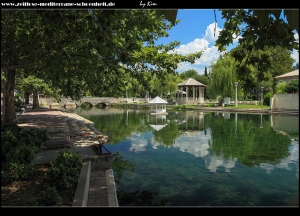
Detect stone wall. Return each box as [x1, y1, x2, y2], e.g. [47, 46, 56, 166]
[38, 97, 125, 107]
[271, 94, 299, 111]
[271, 115, 299, 134]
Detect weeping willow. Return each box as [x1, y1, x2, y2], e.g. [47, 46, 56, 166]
[208, 54, 237, 99]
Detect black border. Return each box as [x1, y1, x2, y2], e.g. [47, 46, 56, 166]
[2, 1, 298, 9]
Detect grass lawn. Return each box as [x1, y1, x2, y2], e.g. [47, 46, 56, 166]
[226, 104, 270, 109]
[185, 104, 270, 109]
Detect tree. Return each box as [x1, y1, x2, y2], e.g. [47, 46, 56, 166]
[150, 75, 164, 98]
[215, 10, 298, 52]
[1, 10, 203, 124]
[204, 67, 208, 76]
[275, 81, 287, 94]
[229, 44, 294, 94]
[179, 69, 201, 81]
[206, 54, 237, 102]
[18, 75, 60, 109]
[285, 80, 299, 93]
[156, 9, 299, 51]
[165, 73, 183, 99]
[197, 75, 210, 99]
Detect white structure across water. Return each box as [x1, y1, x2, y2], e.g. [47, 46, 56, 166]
[176, 78, 206, 105]
[148, 96, 168, 115]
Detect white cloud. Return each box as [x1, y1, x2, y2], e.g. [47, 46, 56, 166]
[171, 38, 209, 55]
[203, 22, 221, 43]
[294, 32, 299, 41]
[291, 49, 299, 65]
[171, 22, 225, 74]
[173, 23, 298, 73]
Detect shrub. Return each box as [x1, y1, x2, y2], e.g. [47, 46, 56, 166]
[44, 149, 82, 189]
[1, 163, 37, 183]
[1, 127, 44, 164]
[38, 186, 63, 206]
[7, 144, 40, 164]
[1, 124, 22, 161]
[20, 128, 49, 147]
[275, 81, 287, 94]
[1, 123, 22, 134]
[173, 105, 186, 110]
[285, 80, 299, 93]
[263, 92, 273, 106]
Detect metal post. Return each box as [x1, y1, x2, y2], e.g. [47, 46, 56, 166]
[260, 87, 264, 106]
[126, 88, 128, 103]
[234, 82, 238, 107]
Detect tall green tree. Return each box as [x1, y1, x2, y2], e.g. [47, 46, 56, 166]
[1, 10, 203, 124]
[165, 73, 183, 98]
[206, 54, 237, 101]
[17, 75, 60, 109]
[179, 69, 201, 81]
[204, 67, 208, 77]
[229, 45, 294, 94]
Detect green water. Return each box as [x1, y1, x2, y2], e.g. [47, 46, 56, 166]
[70, 107, 299, 207]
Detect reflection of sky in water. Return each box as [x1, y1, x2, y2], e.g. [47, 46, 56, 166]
[259, 140, 299, 178]
[128, 132, 148, 153]
[129, 130, 299, 177]
[172, 130, 210, 157]
[203, 155, 237, 173]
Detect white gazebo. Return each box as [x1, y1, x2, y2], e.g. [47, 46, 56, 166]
[148, 96, 168, 115]
[176, 78, 206, 105]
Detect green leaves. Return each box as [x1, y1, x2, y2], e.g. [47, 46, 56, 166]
[284, 9, 299, 33]
[215, 9, 299, 53]
[253, 10, 271, 29]
[154, 10, 178, 26]
[2, 10, 205, 123]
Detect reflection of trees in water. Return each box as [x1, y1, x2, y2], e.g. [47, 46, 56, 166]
[117, 190, 169, 206]
[209, 113, 291, 167]
[112, 151, 135, 184]
[80, 102, 92, 109]
[91, 111, 148, 144]
[152, 121, 182, 147]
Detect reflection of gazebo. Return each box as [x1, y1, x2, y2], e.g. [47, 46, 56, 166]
[176, 78, 206, 105]
[148, 113, 167, 131]
[149, 96, 168, 115]
[149, 124, 168, 131]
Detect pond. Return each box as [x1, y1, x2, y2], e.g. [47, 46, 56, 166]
[68, 106, 298, 207]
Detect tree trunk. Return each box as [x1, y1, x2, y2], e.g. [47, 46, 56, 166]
[25, 91, 30, 104]
[3, 67, 17, 124]
[32, 89, 39, 109]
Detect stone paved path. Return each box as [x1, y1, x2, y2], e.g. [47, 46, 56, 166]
[87, 170, 109, 206]
[15, 108, 114, 207]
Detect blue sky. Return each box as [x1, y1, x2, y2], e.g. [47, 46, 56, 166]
[155, 9, 299, 75]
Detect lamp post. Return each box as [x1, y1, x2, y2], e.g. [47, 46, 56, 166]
[234, 82, 238, 107]
[260, 86, 264, 106]
[126, 87, 128, 103]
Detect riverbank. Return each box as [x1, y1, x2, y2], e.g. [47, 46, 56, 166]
[1, 107, 118, 207]
[109, 103, 299, 115]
